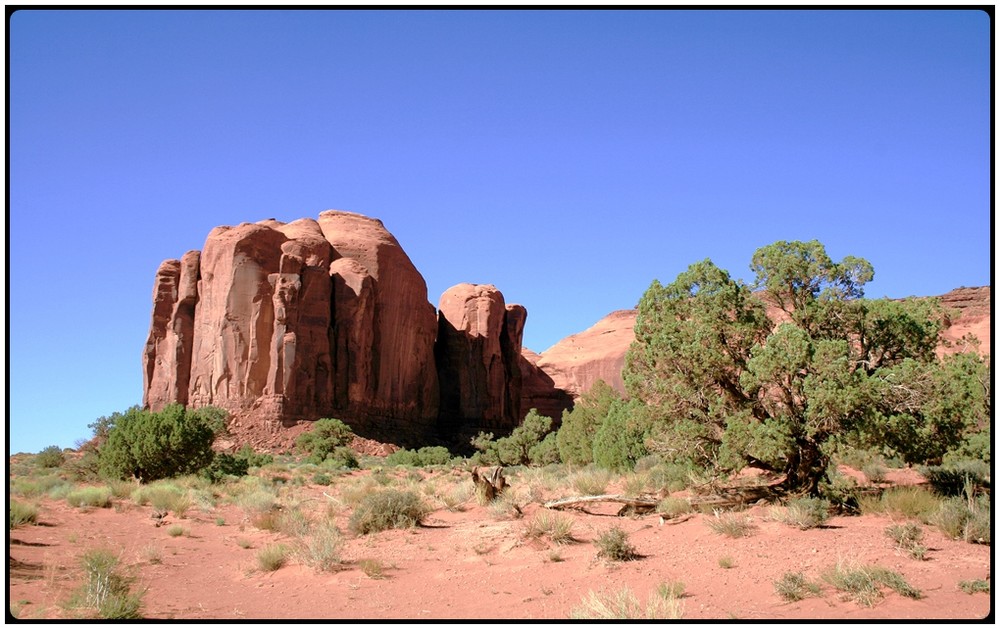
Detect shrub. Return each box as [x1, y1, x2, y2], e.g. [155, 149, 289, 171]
[299, 524, 343, 572]
[656, 497, 693, 518]
[67, 487, 113, 508]
[931, 494, 990, 544]
[360, 558, 386, 579]
[772, 497, 830, 530]
[312, 472, 333, 486]
[132, 484, 189, 515]
[885, 522, 927, 560]
[529, 432, 562, 466]
[594, 526, 639, 562]
[36, 445, 66, 468]
[523, 512, 575, 544]
[922, 461, 990, 497]
[707, 510, 756, 538]
[557, 380, 620, 466]
[859, 486, 941, 520]
[296, 418, 356, 465]
[774, 571, 822, 602]
[570, 585, 683, 620]
[592, 399, 649, 472]
[718, 556, 735, 569]
[958, 579, 990, 594]
[78, 548, 143, 619]
[97, 405, 225, 482]
[348, 490, 430, 535]
[202, 445, 273, 483]
[570, 468, 612, 495]
[257, 544, 290, 571]
[385, 446, 454, 467]
[472, 410, 556, 467]
[9, 501, 39, 529]
[822, 561, 921, 607]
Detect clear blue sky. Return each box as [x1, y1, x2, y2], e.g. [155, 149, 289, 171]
[7, 9, 992, 454]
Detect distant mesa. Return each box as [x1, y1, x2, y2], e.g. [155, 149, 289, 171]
[142, 210, 991, 449]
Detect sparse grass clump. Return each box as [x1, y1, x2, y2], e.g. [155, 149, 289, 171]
[595, 526, 639, 562]
[76, 548, 143, 619]
[257, 544, 290, 571]
[348, 490, 430, 535]
[773, 571, 822, 602]
[718, 556, 735, 569]
[166, 525, 186, 537]
[707, 510, 757, 538]
[67, 487, 113, 509]
[771, 497, 830, 530]
[656, 496, 693, 518]
[9, 500, 39, 529]
[570, 584, 684, 619]
[571, 468, 612, 495]
[885, 522, 927, 560]
[131, 483, 190, 516]
[930, 493, 990, 544]
[523, 511, 575, 544]
[299, 523, 343, 572]
[858, 486, 941, 521]
[359, 558, 387, 579]
[822, 561, 921, 607]
[958, 579, 990, 594]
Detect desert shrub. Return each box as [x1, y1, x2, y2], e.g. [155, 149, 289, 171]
[440, 482, 473, 512]
[312, 472, 333, 486]
[9, 500, 39, 529]
[885, 522, 927, 560]
[772, 497, 830, 530]
[385, 446, 454, 467]
[859, 485, 941, 521]
[296, 419, 356, 466]
[718, 556, 735, 569]
[132, 483, 189, 515]
[166, 525, 186, 537]
[861, 462, 887, 484]
[202, 445, 273, 483]
[348, 490, 430, 535]
[36, 445, 66, 468]
[529, 432, 562, 466]
[523, 512, 575, 544]
[943, 427, 991, 466]
[557, 380, 621, 466]
[648, 461, 702, 493]
[921, 460, 990, 497]
[67, 487, 113, 508]
[707, 510, 756, 538]
[77, 548, 143, 619]
[958, 579, 990, 594]
[595, 526, 639, 562]
[257, 544, 290, 571]
[360, 558, 387, 579]
[570, 467, 612, 495]
[931, 494, 990, 544]
[822, 561, 921, 607]
[592, 399, 650, 473]
[12, 474, 67, 499]
[570, 584, 683, 620]
[97, 405, 226, 482]
[773, 571, 822, 602]
[472, 410, 556, 467]
[299, 523, 343, 572]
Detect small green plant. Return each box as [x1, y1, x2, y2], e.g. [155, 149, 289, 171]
[859, 486, 941, 520]
[930, 492, 990, 544]
[774, 571, 822, 602]
[312, 472, 333, 486]
[385, 446, 455, 467]
[257, 544, 290, 571]
[9, 500, 39, 529]
[295, 418, 358, 466]
[594, 526, 639, 562]
[548, 549, 564, 562]
[922, 461, 990, 497]
[67, 487, 113, 509]
[166, 525, 186, 537]
[215, 517, 226, 526]
[236, 538, 252, 549]
[718, 556, 735, 569]
[570, 468, 612, 496]
[141, 545, 162, 565]
[348, 490, 430, 535]
[861, 462, 887, 484]
[523, 511, 575, 545]
[76, 548, 143, 619]
[822, 561, 921, 607]
[885, 522, 927, 560]
[958, 579, 990, 594]
[656, 496, 693, 518]
[707, 510, 756, 538]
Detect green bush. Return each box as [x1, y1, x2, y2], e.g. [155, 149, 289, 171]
[528, 432, 562, 466]
[78, 548, 143, 619]
[201, 445, 274, 483]
[592, 400, 649, 473]
[774, 571, 822, 602]
[471, 410, 556, 467]
[348, 490, 430, 535]
[921, 460, 990, 497]
[36, 445, 66, 468]
[97, 405, 226, 482]
[312, 472, 333, 486]
[594, 526, 639, 562]
[557, 380, 620, 466]
[773, 497, 830, 530]
[67, 487, 113, 508]
[296, 418, 356, 465]
[385, 446, 454, 467]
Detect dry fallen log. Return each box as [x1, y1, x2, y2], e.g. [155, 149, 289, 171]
[471, 466, 507, 504]
[543, 494, 660, 516]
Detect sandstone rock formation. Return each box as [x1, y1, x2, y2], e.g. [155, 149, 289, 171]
[143, 211, 442, 442]
[435, 284, 524, 435]
[937, 286, 991, 357]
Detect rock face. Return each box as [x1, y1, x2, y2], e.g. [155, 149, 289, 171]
[143, 211, 442, 442]
[435, 284, 524, 435]
[938, 286, 991, 357]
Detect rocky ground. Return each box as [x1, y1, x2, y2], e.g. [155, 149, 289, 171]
[8, 463, 991, 621]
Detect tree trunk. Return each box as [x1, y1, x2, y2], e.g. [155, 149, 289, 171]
[781, 439, 828, 496]
[471, 466, 507, 504]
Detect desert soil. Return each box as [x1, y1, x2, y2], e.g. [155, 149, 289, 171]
[8, 466, 991, 621]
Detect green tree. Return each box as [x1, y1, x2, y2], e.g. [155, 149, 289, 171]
[556, 380, 621, 466]
[97, 405, 226, 482]
[295, 418, 358, 466]
[624, 240, 988, 494]
[470, 409, 557, 466]
[591, 399, 650, 472]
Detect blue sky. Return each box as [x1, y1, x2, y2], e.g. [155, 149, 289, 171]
[7, 9, 992, 454]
